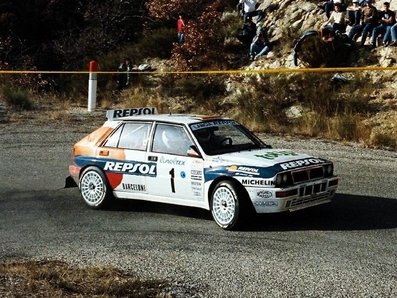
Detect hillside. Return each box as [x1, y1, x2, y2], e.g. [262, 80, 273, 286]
[136, 0, 397, 148]
[230, 0, 397, 149]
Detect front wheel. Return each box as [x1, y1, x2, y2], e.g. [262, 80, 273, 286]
[210, 181, 246, 230]
[79, 166, 112, 209]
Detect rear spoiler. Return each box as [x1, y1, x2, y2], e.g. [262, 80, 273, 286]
[106, 107, 158, 120]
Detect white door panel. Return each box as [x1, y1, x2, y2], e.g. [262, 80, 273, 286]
[146, 153, 204, 202]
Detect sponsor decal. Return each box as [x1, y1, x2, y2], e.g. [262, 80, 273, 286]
[254, 201, 279, 207]
[104, 161, 156, 177]
[122, 183, 146, 191]
[180, 171, 186, 179]
[257, 190, 273, 199]
[190, 120, 238, 131]
[191, 170, 203, 181]
[191, 181, 202, 196]
[159, 156, 186, 166]
[280, 158, 325, 170]
[255, 150, 299, 160]
[242, 178, 275, 187]
[106, 107, 157, 119]
[227, 165, 260, 176]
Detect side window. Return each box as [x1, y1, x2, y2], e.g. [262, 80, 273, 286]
[118, 122, 152, 150]
[104, 122, 151, 150]
[152, 124, 193, 156]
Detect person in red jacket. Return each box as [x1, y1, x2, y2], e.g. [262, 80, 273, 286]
[177, 15, 185, 44]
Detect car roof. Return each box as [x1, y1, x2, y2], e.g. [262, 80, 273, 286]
[108, 113, 229, 126]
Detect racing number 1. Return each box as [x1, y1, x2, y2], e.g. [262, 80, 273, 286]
[169, 168, 175, 193]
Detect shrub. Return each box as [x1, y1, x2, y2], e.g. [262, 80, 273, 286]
[161, 75, 226, 102]
[134, 28, 175, 59]
[220, 12, 244, 38]
[230, 75, 297, 132]
[2, 87, 33, 110]
[333, 114, 359, 140]
[226, 72, 379, 139]
[296, 111, 328, 137]
[370, 132, 397, 149]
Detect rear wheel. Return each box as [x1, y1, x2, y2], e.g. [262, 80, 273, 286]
[210, 180, 247, 230]
[79, 166, 111, 209]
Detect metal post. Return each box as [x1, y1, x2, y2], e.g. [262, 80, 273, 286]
[88, 60, 98, 112]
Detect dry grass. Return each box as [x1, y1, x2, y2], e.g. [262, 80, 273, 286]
[0, 260, 174, 298]
[1, 71, 396, 150]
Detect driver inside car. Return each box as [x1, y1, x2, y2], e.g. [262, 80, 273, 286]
[194, 128, 226, 153]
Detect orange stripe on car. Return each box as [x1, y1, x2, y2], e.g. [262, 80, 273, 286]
[74, 127, 114, 156]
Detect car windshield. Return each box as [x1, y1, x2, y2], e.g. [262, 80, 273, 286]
[190, 119, 267, 155]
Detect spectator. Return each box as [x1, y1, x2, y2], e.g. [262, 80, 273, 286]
[238, 0, 264, 23]
[372, 2, 395, 47]
[346, 0, 362, 27]
[348, 0, 377, 46]
[321, 2, 347, 35]
[177, 15, 185, 44]
[237, 16, 257, 45]
[116, 57, 132, 90]
[318, 0, 346, 19]
[249, 32, 270, 60]
[388, 23, 397, 45]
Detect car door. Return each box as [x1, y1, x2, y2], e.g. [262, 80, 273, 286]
[102, 121, 153, 194]
[146, 123, 205, 205]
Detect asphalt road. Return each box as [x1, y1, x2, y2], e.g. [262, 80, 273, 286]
[0, 123, 396, 297]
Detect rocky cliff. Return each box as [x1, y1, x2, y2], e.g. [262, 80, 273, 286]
[230, 0, 396, 148]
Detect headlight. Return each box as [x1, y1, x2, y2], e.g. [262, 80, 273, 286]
[276, 175, 282, 185]
[282, 174, 288, 183]
[325, 164, 333, 176]
[276, 172, 290, 187]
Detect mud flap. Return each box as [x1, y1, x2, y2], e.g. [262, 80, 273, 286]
[64, 176, 77, 188]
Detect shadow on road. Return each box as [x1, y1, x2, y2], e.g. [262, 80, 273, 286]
[105, 192, 397, 231]
[107, 198, 213, 221]
[246, 193, 397, 231]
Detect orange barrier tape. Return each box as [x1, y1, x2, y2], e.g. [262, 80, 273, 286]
[0, 66, 396, 75]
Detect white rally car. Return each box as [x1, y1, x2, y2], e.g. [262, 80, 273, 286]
[68, 107, 338, 230]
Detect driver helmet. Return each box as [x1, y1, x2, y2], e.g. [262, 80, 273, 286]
[162, 128, 177, 149]
[196, 129, 211, 142]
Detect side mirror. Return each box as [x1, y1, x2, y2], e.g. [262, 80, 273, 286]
[187, 145, 202, 158]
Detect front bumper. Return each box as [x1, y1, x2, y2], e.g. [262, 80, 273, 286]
[249, 177, 339, 213]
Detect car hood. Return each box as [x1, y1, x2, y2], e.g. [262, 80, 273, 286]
[206, 148, 328, 177]
[210, 149, 313, 165]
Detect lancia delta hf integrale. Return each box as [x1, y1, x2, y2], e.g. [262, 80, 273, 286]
[67, 107, 338, 230]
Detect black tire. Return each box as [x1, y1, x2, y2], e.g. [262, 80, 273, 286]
[210, 180, 249, 230]
[79, 166, 112, 209]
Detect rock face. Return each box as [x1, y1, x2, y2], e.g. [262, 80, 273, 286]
[253, 0, 397, 68]
[226, 0, 396, 146]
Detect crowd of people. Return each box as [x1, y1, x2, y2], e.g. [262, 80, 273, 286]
[117, 0, 396, 81]
[319, 0, 397, 48]
[236, 0, 271, 60]
[236, 0, 397, 62]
